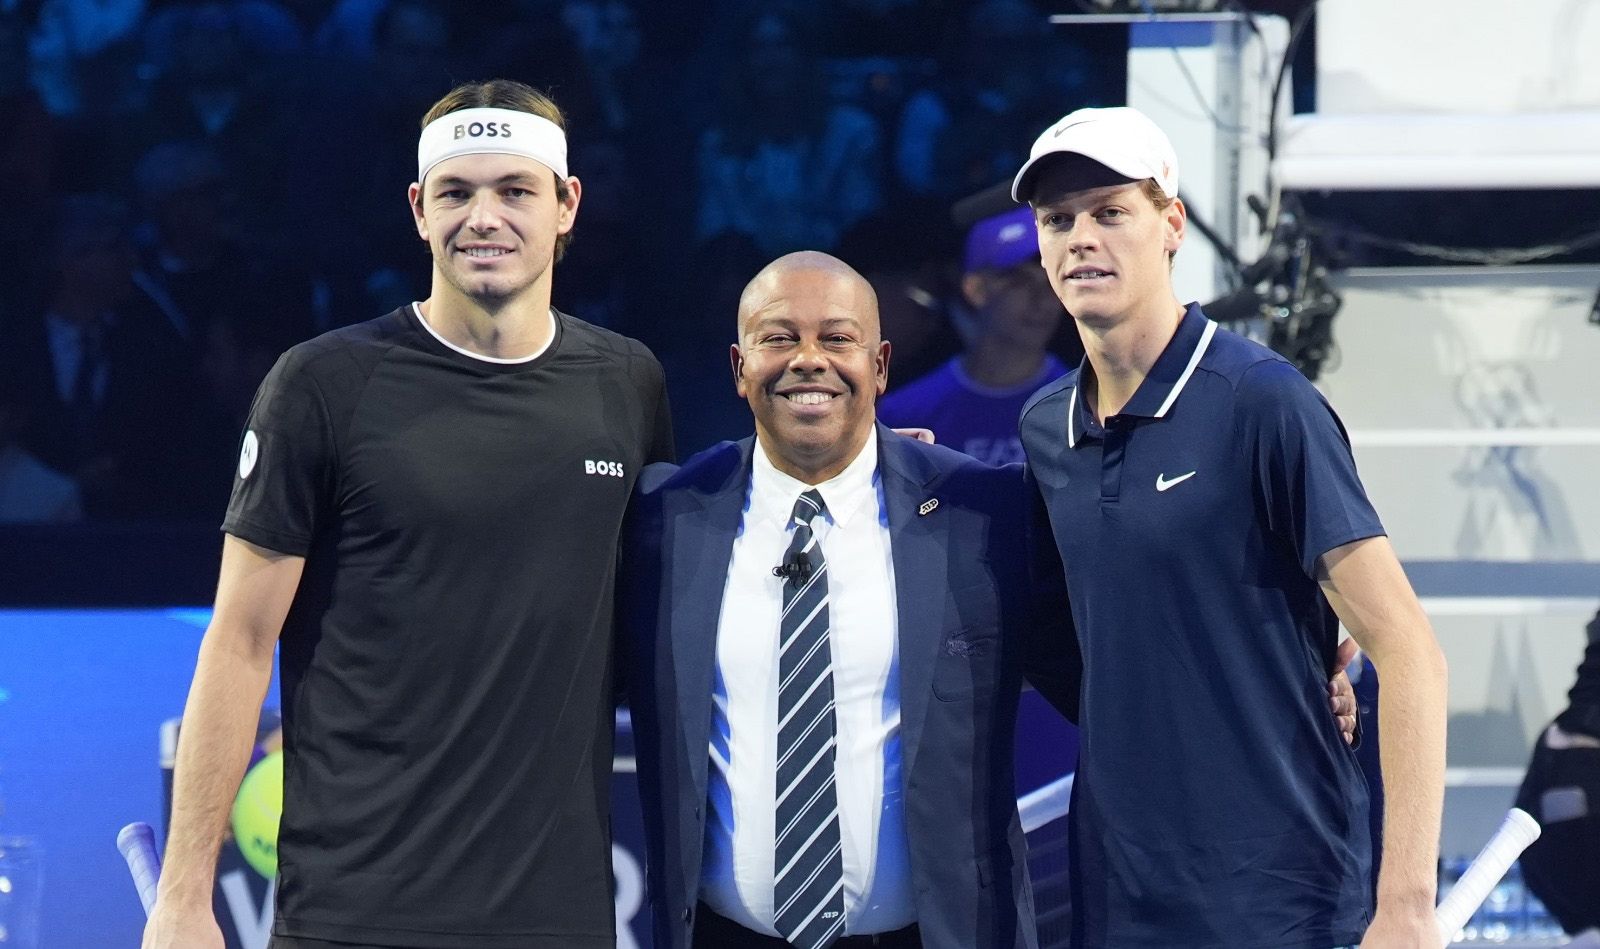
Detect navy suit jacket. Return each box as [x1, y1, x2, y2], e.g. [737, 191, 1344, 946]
[620, 424, 1078, 949]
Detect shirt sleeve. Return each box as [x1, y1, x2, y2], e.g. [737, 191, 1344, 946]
[1235, 359, 1385, 578]
[221, 347, 336, 555]
[634, 348, 675, 466]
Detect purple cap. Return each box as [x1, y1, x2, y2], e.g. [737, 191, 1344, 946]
[964, 205, 1038, 273]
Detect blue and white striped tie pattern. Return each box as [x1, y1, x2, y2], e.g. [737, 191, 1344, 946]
[773, 488, 846, 949]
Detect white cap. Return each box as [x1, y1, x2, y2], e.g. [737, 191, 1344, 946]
[1011, 106, 1179, 202]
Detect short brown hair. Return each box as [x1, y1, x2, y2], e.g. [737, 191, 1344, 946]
[1140, 178, 1177, 265]
[420, 80, 575, 262]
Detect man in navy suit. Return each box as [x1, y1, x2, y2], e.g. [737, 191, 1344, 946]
[621, 251, 1077, 949]
[619, 251, 1354, 949]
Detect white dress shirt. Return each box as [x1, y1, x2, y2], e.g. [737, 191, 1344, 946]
[700, 429, 916, 936]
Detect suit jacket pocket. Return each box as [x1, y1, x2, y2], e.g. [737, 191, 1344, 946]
[933, 582, 1002, 702]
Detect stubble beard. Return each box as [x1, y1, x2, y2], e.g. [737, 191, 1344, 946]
[435, 245, 547, 312]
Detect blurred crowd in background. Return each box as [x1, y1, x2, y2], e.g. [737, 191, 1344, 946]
[0, 0, 1134, 524]
[5, 0, 1596, 527]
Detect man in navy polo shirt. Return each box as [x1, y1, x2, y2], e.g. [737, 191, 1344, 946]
[1014, 107, 1448, 949]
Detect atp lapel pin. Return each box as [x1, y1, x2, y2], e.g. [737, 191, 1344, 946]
[918, 498, 939, 516]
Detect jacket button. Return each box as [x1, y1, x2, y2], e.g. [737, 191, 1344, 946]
[683, 907, 693, 923]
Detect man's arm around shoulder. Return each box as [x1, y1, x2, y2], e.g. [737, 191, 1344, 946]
[1018, 464, 1080, 722]
[143, 536, 304, 949]
[1318, 535, 1447, 949]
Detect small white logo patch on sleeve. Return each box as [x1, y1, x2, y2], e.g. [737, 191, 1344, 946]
[239, 431, 260, 480]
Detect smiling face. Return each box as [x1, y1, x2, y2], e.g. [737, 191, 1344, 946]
[732, 253, 890, 484]
[1030, 155, 1184, 330]
[408, 152, 579, 307]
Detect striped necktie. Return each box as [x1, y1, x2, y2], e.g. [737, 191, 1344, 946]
[774, 488, 846, 949]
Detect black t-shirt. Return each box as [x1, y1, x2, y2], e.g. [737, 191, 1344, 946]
[1558, 620, 1600, 737]
[223, 305, 673, 947]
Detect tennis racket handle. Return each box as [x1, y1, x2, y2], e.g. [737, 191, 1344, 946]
[1434, 808, 1541, 946]
[118, 821, 163, 917]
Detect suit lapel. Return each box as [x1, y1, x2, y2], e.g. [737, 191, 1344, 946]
[670, 439, 754, 812]
[878, 426, 947, 779]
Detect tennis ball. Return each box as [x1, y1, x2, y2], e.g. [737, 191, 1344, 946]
[230, 749, 282, 879]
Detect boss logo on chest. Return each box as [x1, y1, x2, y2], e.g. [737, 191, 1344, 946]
[584, 459, 625, 477]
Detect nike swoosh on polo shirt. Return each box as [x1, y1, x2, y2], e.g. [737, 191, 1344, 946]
[1156, 471, 1196, 492]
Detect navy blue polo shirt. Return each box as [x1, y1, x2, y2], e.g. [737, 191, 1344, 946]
[1020, 303, 1382, 949]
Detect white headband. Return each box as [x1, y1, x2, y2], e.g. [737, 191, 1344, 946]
[416, 107, 569, 184]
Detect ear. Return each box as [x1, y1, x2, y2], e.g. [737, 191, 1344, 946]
[730, 342, 747, 398]
[1164, 196, 1187, 256]
[960, 272, 988, 309]
[408, 182, 428, 242]
[557, 176, 582, 235]
[874, 339, 891, 396]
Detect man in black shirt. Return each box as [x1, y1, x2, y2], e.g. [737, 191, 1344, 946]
[144, 79, 673, 949]
[1517, 607, 1600, 937]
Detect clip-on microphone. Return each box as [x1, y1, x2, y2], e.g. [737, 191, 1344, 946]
[772, 551, 811, 581]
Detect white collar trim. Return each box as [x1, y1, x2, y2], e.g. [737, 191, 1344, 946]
[1154, 319, 1217, 418]
[411, 302, 555, 364]
[1066, 385, 1079, 447]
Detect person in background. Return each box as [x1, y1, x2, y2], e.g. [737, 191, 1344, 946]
[878, 205, 1072, 466]
[0, 374, 83, 523]
[0, 11, 59, 275]
[894, 0, 1095, 202]
[1517, 607, 1600, 939]
[694, 8, 884, 257]
[0, 194, 197, 520]
[132, 139, 321, 344]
